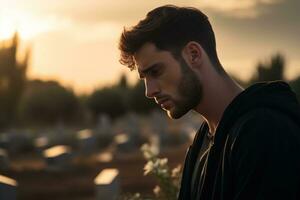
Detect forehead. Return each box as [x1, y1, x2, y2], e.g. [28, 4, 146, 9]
[134, 43, 173, 72]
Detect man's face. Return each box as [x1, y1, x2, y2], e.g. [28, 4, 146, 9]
[134, 43, 203, 119]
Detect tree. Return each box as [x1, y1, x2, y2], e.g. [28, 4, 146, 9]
[249, 53, 285, 84]
[18, 80, 79, 126]
[0, 33, 28, 128]
[118, 73, 128, 89]
[86, 74, 158, 121]
[87, 86, 127, 120]
[128, 81, 158, 114]
[289, 76, 300, 101]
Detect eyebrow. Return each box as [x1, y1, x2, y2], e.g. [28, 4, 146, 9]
[138, 63, 163, 79]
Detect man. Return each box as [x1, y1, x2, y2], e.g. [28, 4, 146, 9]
[118, 5, 300, 200]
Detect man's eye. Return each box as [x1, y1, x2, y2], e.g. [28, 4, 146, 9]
[150, 68, 161, 77]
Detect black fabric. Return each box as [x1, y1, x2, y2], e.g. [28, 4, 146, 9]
[178, 81, 300, 200]
[190, 124, 212, 197]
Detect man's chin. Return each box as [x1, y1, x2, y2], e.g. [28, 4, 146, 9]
[166, 108, 188, 119]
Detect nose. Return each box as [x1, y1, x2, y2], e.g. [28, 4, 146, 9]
[145, 79, 160, 98]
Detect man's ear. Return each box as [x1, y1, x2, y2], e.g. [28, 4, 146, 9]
[181, 41, 203, 67]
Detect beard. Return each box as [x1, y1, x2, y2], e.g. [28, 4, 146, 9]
[167, 58, 203, 119]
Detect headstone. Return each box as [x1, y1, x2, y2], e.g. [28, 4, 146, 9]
[0, 134, 9, 149]
[0, 175, 17, 200]
[0, 149, 9, 171]
[167, 125, 190, 146]
[34, 136, 50, 153]
[77, 129, 97, 154]
[6, 130, 33, 154]
[114, 133, 133, 152]
[96, 114, 114, 148]
[148, 110, 169, 148]
[118, 113, 146, 151]
[150, 110, 168, 136]
[94, 168, 120, 200]
[43, 145, 72, 170]
[97, 114, 113, 135]
[97, 152, 113, 163]
[126, 113, 141, 135]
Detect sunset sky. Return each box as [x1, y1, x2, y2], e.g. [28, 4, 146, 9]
[1, 0, 299, 94]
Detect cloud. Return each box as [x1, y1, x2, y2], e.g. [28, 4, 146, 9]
[3, 0, 285, 26]
[68, 21, 123, 43]
[0, 6, 72, 40]
[195, 0, 283, 18]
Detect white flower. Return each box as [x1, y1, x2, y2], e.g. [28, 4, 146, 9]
[153, 185, 161, 196]
[149, 144, 159, 156]
[171, 165, 182, 178]
[140, 143, 159, 160]
[157, 168, 168, 176]
[143, 151, 152, 160]
[144, 160, 154, 175]
[159, 158, 168, 166]
[140, 143, 150, 152]
[153, 160, 160, 169]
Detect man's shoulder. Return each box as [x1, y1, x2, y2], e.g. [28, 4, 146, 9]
[227, 107, 300, 154]
[231, 107, 298, 134]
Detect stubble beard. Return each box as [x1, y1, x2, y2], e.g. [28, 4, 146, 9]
[167, 59, 203, 119]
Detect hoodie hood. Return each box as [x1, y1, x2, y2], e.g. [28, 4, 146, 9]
[209, 80, 300, 165]
[202, 81, 300, 199]
[218, 81, 300, 134]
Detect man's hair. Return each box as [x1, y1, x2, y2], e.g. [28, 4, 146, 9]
[119, 5, 224, 73]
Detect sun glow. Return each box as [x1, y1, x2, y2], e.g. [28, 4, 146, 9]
[0, 8, 62, 41]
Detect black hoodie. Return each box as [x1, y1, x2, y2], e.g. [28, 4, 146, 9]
[178, 81, 300, 200]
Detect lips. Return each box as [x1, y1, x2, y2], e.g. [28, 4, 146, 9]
[155, 97, 172, 109]
[155, 97, 169, 105]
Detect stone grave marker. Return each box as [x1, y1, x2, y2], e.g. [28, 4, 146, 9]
[0, 149, 9, 171]
[94, 168, 120, 200]
[0, 174, 17, 200]
[34, 136, 50, 153]
[97, 152, 113, 163]
[0, 133, 9, 149]
[97, 114, 113, 135]
[77, 129, 97, 154]
[43, 145, 72, 170]
[114, 133, 133, 152]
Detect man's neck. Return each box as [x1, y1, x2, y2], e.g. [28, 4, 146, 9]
[195, 76, 243, 135]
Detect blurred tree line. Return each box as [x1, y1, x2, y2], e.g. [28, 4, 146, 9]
[0, 33, 28, 128]
[0, 34, 299, 130]
[87, 73, 157, 121]
[237, 53, 300, 100]
[0, 33, 158, 130]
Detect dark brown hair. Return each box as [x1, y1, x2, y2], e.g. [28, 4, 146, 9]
[119, 5, 223, 72]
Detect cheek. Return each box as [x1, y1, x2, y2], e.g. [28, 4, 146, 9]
[159, 71, 182, 97]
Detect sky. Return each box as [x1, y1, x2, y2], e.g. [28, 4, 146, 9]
[0, 0, 299, 94]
